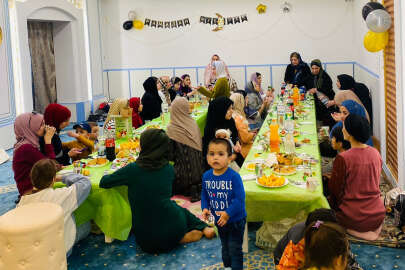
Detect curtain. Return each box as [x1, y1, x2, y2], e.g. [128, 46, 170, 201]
[28, 21, 57, 113]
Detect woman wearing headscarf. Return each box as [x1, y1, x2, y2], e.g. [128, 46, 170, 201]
[330, 100, 373, 146]
[39, 104, 76, 165]
[169, 77, 182, 101]
[245, 72, 266, 100]
[245, 73, 273, 130]
[329, 74, 372, 128]
[179, 74, 198, 97]
[230, 93, 255, 158]
[204, 54, 230, 89]
[140, 77, 162, 121]
[198, 61, 231, 100]
[202, 97, 243, 167]
[167, 98, 204, 202]
[284, 52, 311, 87]
[304, 59, 335, 127]
[99, 129, 215, 253]
[329, 114, 385, 240]
[13, 112, 56, 196]
[103, 98, 129, 133]
[129, 97, 143, 129]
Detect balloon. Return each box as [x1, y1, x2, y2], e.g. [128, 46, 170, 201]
[133, 20, 144, 30]
[123, 20, 133, 30]
[363, 31, 389, 53]
[366, 9, 392, 33]
[128, 10, 137, 21]
[362, 2, 385, 21]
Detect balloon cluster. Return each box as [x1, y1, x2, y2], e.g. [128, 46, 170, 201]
[123, 10, 144, 31]
[362, 2, 391, 53]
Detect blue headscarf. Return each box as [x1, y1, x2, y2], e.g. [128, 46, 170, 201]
[330, 100, 373, 146]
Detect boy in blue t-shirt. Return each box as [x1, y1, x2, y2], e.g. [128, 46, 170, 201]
[201, 138, 247, 270]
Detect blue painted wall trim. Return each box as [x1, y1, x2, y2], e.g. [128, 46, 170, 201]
[76, 102, 86, 122]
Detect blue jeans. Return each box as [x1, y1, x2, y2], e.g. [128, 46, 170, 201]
[217, 218, 246, 270]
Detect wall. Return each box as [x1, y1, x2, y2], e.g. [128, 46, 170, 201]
[98, 0, 356, 98]
[0, 0, 16, 150]
[9, 0, 90, 119]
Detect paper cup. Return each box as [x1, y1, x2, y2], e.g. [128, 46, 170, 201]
[306, 177, 318, 192]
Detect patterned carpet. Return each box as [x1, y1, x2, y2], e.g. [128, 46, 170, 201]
[1, 125, 405, 269]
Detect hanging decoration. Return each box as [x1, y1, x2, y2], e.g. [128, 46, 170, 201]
[200, 14, 248, 30]
[212, 13, 225, 32]
[363, 31, 388, 52]
[123, 20, 133, 31]
[143, 18, 191, 29]
[133, 20, 144, 30]
[361, 2, 392, 53]
[128, 10, 137, 21]
[256, 4, 267, 14]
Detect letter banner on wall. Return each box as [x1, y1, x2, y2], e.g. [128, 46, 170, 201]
[144, 18, 191, 29]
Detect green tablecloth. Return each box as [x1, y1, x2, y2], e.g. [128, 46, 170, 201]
[56, 106, 208, 241]
[240, 98, 329, 222]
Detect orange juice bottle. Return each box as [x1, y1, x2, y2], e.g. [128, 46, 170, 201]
[292, 86, 300, 106]
[269, 119, 280, 152]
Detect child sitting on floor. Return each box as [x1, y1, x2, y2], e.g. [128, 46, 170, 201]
[201, 138, 247, 270]
[17, 159, 92, 256]
[215, 129, 240, 172]
[63, 122, 95, 162]
[303, 221, 349, 270]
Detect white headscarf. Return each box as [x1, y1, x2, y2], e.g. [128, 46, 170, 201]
[214, 60, 227, 79]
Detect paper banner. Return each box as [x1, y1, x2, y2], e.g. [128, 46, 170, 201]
[142, 18, 191, 29]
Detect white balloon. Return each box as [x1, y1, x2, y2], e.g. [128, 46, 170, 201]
[128, 10, 137, 20]
[366, 9, 392, 33]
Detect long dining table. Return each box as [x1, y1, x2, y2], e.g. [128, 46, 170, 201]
[56, 104, 208, 241]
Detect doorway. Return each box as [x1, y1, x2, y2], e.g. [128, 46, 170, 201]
[27, 20, 57, 113]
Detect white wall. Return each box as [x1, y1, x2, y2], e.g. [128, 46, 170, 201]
[10, 0, 90, 114]
[97, 0, 356, 98]
[0, 0, 17, 150]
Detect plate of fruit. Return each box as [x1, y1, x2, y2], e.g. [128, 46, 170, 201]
[86, 157, 109, 168]
[271, 164, 297, 175]
[256, 174, 289, 188]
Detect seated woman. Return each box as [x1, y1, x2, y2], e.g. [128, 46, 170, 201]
[169, 77, 182, 101]
[204, 54, 230, 89]
[329, 74, 370, 122]
[13, 112, 56, 197]
[179, 74, 197, 97]
[329, 74, 372, 130]
[305, 59, 336, 127]
[40, 104, 77, 165]
[245, 72, 266, 100]
[198, 61, 231, 99]
[129, 97, 143, 129]
[140, 77, 162, 121]
[329, 114, 385, 241]
[103, 98, 129, 133]
[202, 97, 243, 167]
[284, 52, 311, 87]
[245, 74, 273, 130]
[230, 93, 255, 158]
[99, 129, 215, 253]
[167, 98, 204, 202]
[330, 100, 373, 146]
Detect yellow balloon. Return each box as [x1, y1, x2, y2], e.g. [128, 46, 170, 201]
[363, 31, 389, 53]
[133, 20, 144, 30]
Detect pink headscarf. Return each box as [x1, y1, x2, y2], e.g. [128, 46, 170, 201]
[204, 54, 230, 87]
[14, 112, 44, 151]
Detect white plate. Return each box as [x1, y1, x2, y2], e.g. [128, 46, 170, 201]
[242, 174, 257, 181]
[273, 168, 297, 176]
[256, 178, 289, 188]
[57, 169, 73, 175]
[245, 161, 257, 171]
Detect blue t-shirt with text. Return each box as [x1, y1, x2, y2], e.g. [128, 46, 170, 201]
[201, 167, 247, 223]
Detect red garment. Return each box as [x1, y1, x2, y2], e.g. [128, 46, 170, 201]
[44, 104, 71, 130]
[328, 147, 385, 232]
[129, 97, 143, 128]
[12, 144, 55, 195]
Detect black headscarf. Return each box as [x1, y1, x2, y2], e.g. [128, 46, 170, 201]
[143, 76, 162, 102]
[202, 97, 235, 156]
[136, 129, 169, 170]
[337, 74, 373, 129]
[285, 52, 311, 86]
[337, 74, 355, 90]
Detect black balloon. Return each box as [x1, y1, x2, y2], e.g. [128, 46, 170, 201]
[123, 20, 133, 30]
[362, 2, 385, 21]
